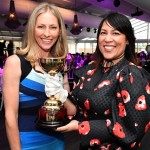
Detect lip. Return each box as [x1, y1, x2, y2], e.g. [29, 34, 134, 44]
[104, 45, 116, 47]
[103, 45, 116, 51]
[41, 39, 52, 43]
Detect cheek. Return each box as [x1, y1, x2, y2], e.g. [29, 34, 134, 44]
[116, 38, 127, 51]
[34, 34, 40, 44]
[34, 29, 41, 39]
[53, 31, 60, 39]
[117, 37, 127, 48]
[98, 38, 103, 49]
[119, 43, 127, 53]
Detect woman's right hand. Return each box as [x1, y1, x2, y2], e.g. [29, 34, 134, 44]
[56, 120, 79, 132]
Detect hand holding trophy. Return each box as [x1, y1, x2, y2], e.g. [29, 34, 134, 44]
[36, 57, 70, 129]
[45, 74, 68, 104]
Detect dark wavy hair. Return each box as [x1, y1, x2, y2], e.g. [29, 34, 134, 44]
[94, 12, 137, 68]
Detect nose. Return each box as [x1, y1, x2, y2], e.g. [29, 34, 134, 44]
[104, 34, 113, 42]
[44, 28, 51, 37]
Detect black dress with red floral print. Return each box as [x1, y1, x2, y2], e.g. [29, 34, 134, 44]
[71, 58, 150, 150]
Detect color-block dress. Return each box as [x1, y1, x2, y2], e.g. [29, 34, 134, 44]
[18, 55, 64, 150]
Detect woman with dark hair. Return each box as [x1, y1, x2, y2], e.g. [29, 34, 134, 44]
[94, 12, 137, 67]
[56, 13, 150, 149]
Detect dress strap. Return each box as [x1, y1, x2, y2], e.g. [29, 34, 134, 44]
[16, 54, 32, 81]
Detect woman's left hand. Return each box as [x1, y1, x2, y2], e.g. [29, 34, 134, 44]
[56, 120, 79, 132]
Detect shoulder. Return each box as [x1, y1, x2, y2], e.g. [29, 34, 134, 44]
[3, 55, 21, 79]
[119, 62, 150, 81]
[74, 62, 95, 78]
[5, 54, 20, 67]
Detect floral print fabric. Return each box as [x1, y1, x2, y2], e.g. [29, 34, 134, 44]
[72, 58, 150, 150]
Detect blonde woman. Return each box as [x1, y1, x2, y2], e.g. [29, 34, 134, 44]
[3, 3, 76, 150]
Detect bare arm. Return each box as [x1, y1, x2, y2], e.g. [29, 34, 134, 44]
[2, 55, 21, 150]
[63, 73, 76, 116]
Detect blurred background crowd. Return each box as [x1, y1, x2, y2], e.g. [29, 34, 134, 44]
[0, 40, 150, 79]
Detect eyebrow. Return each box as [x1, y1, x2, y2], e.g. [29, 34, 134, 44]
[101, 28, 118, 32]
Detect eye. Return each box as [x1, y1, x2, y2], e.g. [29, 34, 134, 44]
[113, 31, 120, 35]
[50, 26, 57, 30]
[100, 31, 106, 35]
[37, 25, 44, 29]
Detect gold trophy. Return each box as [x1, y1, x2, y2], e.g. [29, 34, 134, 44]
[36, 57, 69, 128]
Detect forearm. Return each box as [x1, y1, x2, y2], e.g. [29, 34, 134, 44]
[64, 99, 76, 116]
[5, 117, 21, 150]
[63, 74, 70, 92]
[63, 74, 76, 116]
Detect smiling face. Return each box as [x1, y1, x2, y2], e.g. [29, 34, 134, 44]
[98, 21, 128, 64]
[35, 11, 60, 55]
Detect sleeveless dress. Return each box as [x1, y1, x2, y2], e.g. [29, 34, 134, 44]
[18, 55, 64, 150]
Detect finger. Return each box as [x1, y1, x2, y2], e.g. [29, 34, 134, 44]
[56, 126, 68, 132]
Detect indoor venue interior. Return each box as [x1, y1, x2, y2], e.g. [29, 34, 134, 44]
[0, 0, 150, 150]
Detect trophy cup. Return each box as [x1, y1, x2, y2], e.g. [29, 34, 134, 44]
[36, 57, 69, 128]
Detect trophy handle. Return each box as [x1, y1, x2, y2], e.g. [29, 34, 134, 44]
[38, 57, 74, 76]
[39, 57, 65, 75]
[61, 56, 75, 75]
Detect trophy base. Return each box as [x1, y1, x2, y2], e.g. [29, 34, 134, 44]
[36, 98, 69, 129]
[35, 106, 69, 129]
[35, 118, 69, 129]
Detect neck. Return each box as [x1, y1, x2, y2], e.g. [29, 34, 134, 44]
[103, 54, 124, 67]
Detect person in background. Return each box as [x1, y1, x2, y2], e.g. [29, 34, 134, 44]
[80, 52, 84, 60]
[73, 52, 82, 69]
[3, 3, 76, 150]
[143, 50, 150, 73]
[83, 53, 91, 66]
[56, 13, 150, 150]
[66, 52, 73, 69]
[138, 51, 147, 67]
[7, 40, 14, 56]
[0, 40, 6, 68]
[0, 40, 6, 51]
[15, 47, 21, 54]
[90, 53, 96, 61]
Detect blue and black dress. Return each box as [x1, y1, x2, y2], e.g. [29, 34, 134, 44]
[18, 55, 64, 150]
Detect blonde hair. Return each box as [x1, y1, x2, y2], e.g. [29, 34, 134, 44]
[18, 3, 68, 65]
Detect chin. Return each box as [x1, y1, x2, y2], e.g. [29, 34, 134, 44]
[104, 57, 114, 60]
[41, 48, 50, 52]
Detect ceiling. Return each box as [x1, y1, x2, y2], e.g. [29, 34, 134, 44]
[0, 0, 150, 41]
